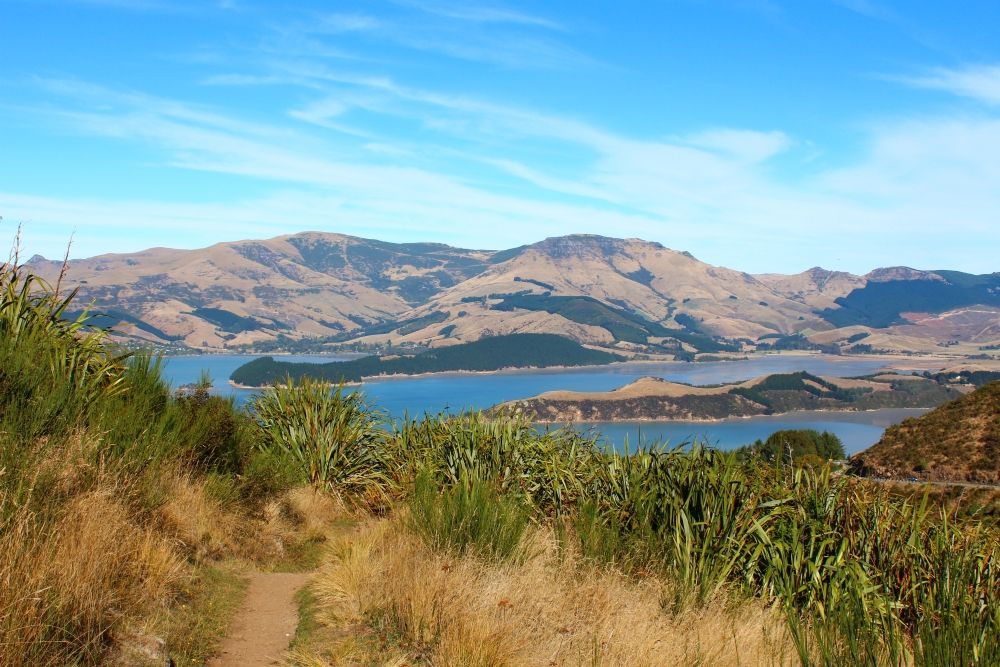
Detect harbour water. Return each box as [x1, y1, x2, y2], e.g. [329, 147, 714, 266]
[160, 353, 922, 454]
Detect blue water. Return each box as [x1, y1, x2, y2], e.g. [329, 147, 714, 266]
[159, 354, 916, 454]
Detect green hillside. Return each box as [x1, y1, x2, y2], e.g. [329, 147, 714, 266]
[488, 293, 738, 351]
[821, 272, 1000, 328]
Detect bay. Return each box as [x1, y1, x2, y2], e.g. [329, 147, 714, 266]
[160, 353, 913, 454]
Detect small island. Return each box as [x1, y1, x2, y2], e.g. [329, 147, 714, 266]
[230, 333, 624, 387]
[495, 371, 965, 422]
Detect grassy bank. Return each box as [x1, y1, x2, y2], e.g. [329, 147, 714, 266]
[0, 261, 333, 665]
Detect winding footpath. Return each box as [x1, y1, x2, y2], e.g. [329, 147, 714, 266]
[208, 571, 311, 667]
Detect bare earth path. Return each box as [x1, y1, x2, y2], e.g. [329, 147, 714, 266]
[208, 571, 311, 666]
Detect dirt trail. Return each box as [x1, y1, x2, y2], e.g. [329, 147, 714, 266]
[208, 571, 311, 667]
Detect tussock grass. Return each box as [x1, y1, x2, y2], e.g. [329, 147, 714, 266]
[5, 250, 1000, 666]
[293, 516, 793, 666]
[0, 478, 185, 666]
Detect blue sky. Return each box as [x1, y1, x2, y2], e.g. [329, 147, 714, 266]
[1, 0, 999, 273]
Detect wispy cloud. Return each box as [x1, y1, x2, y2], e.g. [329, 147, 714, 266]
[292, 3, 587, 70]
[20, 67, 1000, 273]
[317, 13, 382, 33]
[900, 63, 1000, 106]
[392, 0, 565, 30]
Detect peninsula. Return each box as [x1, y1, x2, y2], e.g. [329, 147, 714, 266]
[495, 371, 964, 422]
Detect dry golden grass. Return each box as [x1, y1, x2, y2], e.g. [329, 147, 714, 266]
[0, 484, 186, 666]
[0, 426, 347, 666]
[293, 516, 795, 667]
[159, 473, 245, 561]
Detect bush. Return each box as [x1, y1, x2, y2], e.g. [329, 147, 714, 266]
[252, 379, 391, 496]
[409, 471, 530, 563]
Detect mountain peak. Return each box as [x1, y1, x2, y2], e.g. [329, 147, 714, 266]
[866, 267, 944, 283]
[528, 234, 667, 259]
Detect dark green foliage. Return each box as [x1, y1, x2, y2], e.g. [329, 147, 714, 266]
[65, 308, 185, 341]
[389, 411, 600, 515]
[0, 262, 297, 524]
[230, 334, 623, 386]
[286, 236, 348, 272]
[735, 429, 845, 464]
[251, 380, 390, 494]
[491, 293, 652, 343]
[513, 276, 554, 290]
[931, 369, 1000, 387]
[821, 273, 1000, 328]
[438, 324, 456, 337]
[756, 334, 823, 351]
[174, 378, 253, 474]
[322, 310, 451, 342]
[623, 266, 655, 286]
[490, 293, 737, 351]
[190, 307, 262, 333]
[846, 332, 870, 343]
[489, 244, 529, 264]
[395, 310, 448, 335]
[729, 372, 855, 412]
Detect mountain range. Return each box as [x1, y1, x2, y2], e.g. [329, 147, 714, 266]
[27, 232, 1000, 357]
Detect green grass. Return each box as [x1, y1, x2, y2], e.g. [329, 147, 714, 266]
[161, 564, 250, 667]
[409, 471, 530, 563]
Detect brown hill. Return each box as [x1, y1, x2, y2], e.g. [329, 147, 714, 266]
[358, 235, 824, 348]
[851, 382, 1000, 484]
[28, 232, 491, 348]
[498, 372, 955, 423]
[27, 232, 1000, 355]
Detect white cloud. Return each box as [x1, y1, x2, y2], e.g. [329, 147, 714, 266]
[392, 0, 564, 30]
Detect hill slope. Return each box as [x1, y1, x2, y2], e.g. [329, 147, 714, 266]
[851, 381, 1000, 483]
[28, 232, 492, 348]
[355, 235, 825, 354]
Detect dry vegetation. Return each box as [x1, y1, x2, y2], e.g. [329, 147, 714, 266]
[0, 258, 338, 665]
[290, 515, 794, 667]
[852, 381, 1000, 482]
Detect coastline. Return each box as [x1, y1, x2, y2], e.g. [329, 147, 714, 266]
[525, 407, 931, 426]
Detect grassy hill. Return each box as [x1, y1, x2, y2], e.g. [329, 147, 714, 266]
[851, 381, 1000, 483]
[230, 333, 623, 386]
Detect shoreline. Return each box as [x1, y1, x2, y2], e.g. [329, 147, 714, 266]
[526, 407, 931, 426]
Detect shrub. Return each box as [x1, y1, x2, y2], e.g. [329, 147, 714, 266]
[409, 471, 529, 563]
[252, 379, 391, 496]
